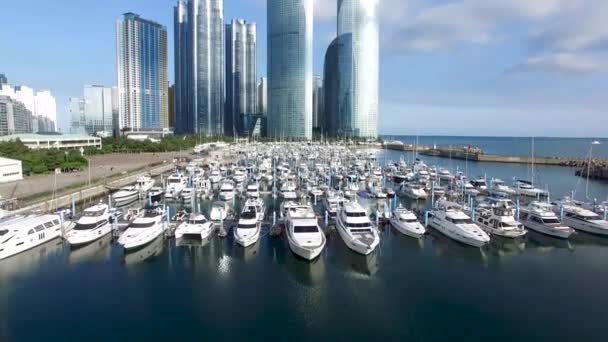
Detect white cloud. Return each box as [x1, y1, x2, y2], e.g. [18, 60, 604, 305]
[314, 0, 408, 22]
[392, 0, 573, 51]
[508, 53, 608, 74]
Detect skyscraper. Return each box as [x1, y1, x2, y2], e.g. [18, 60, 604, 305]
[312, 75, 323, 130]
[0, 74, 7, 85]
[116, 13, 168, 131]
[267, 0, 313, 140]
[337, 0, 379, 138]
[68, 97, 85, 134]
[323, 38, 339, 137]
[225, 19, 257, 136]
[174, 0, 225, 136]
[83, 85, 114, 135]
[257, 77, 267, 115]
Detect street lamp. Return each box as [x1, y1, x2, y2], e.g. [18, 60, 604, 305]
[586, 140, 602, 199]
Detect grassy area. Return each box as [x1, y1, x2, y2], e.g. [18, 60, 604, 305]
[0, 139, 88, 175]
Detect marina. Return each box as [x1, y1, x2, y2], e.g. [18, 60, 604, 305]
[1, 140, 608, 341]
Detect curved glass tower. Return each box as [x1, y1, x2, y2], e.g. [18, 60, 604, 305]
[323, 38, 339, 137]
[267, 0, 313, 140]
[337, 0, 379, 139]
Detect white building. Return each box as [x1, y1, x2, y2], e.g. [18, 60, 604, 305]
[0, 157, 23, 183]
[0, 84, 57, 131]
[0, 134, 101, 150]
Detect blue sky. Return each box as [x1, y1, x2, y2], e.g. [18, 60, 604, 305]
[1, 0, 607, 137]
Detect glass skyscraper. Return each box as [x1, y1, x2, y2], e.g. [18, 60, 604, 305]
[267, 0, 313, 140]
[323, 38, 340, 137]
[174, 0, 225, 136]
[116, 13, 168, 130]
[337, 0, 379, 138]
[225, 19, 257, 136]
[83, 85, 114, 135]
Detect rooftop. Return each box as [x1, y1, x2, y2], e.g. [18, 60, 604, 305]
[0, 134, 100, 141]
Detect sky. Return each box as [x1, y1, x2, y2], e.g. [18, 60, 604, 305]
[0, 0, 607, 137]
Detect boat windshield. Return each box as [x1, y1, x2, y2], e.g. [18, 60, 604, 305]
[0, 230, 7, 236]
[542, 218, 560, 224]
[130, 221, 155, 229]
[451, 218, 474, 224]
[238, 223, 257, 229]
[188, 219, 207, 225]
[346, 212, 367, 217]
[74, 220, 107, 230]
[347, 222, 372, 228]
[400, 218, 418, 223]
[168, 178, 182, 184]
[294, 225, 319, 233]
[83, 209, 105, 217]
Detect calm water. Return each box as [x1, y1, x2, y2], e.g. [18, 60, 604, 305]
[2, 143, 608, 341]
[385, 135, 608, 159]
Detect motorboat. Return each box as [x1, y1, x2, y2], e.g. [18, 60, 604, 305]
[0, 215, 63, 260]
[174, 214, 214, 240]
[285, 204, 326, 260]
[243, 198, 265, 221]
[209, 201, 230, 221]
[344, 182, 359, 199]
[172, 209, 189, 223]
[118, 207, 166, 251]
[470, 176, 488, 191]
[383, 187, 396, 199]
[208, 169, 222, 184]
[473, 200, 527, 238]
[398, 182, 428, 200]
[65, 203, 112, 247]
[323, 193, 347, 220]
[194, 178, 212, 198]
[393, 172, 407, 184]
[489, 179, 516, 196]
[515, 180, 547, 198]
[390, 207, 426, 238]
[232, 168, 247, 183]
[336, 201, 380, 255]
[246, 183, 260, 199]
[552, 201, 608, 236]
[148, 187, 163, 203]
[429, 201, 490, 247]
[234, 208, 261, 248]
[438, 168, 454, 181]
[218, 181, 235, 201]
[165, 173, 187, 199]
[113, 186, 139, 205]
[520, 202, 574, 239]
[136, 175, 155, 193]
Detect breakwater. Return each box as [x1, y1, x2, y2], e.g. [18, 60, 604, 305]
[383, 143, 602, 167]
[576, 161, 608, 180]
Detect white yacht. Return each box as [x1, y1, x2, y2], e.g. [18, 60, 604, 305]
[429, 201, 490, 247]
[390, 207, 426, 238]
[398, 182, 428, 200]
[232, 168, 247, 183]
[165, 174, 187, 199]
[0, 215, 63, 260]
[344, 182, 359, 199]
[234, 208, 261, 248]
[336, 202, 380, 255]
[118, 207, 166, 251]
[470, 177, 488, 191]
[474, 201, 527, 238]
[218, 181, 235, 201]
[148, 187, 163, 203]
[323, 193, 347, 220]
[520, 202, 574, 239]
[136, 175, 155, 193]
[438, 168, 454, 181]
[113, 186, 139, 205]
[285, 204, 326, 261]
[65, 203, 112, 247]
[209, 201, 230, 221]
[243, 198, 265, 221]
[489, 179, 516, 196]
[174, 214, 214, 240]
[553, 202, 608, 236]
[515, 181, 547, 198]
[180, 187, 195, 201]
[246, 183, 260, 199]
[208, 169, 222, 184]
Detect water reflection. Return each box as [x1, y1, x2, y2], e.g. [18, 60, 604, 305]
[526, 231, 574, 253]
[68, 234, 112, 265]
[328, 235, 379, 278]
[0, 239, 64, 281]
[427, 228, 488, 265]
[483, 237, 526, 261]
[123, 236, 164, 266]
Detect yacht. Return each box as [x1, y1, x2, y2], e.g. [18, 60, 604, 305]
[165, 174, 187, 199]
[136, 175, 155, 193]
[209, 201, 230, 221]
[246, 183, 260, 199]
[390, 207, 426, 238]
[393, 172, 407, 184]
[285, 204, 326, 260]
[336, 202, 380, 255]
[174, 214, 214, 240]
[232, 168, 247, 183]
[65, 203, 112, 247]
[489, 179, 516, 196]
[113, 186, 139, 205]
[208, 169, 222, 184]
[118, 207, 166, 251]
[398, 182, 428, 200]
[324, 193, 347, 220]
[218, 181, 235, 201]
[438, 169, 454, 181]
[473, 201, 527, 238]
[243, 198, 265, 221]
[180, 187, 195, 201]
[234, 208, 261, 248]
[520, 202, 574, 239]
[148, 187, 163, 203]
[429, 201, 490, 247]
[0, 215, 63, 260]
[470, 176, 488, 191]
[552, 202, 608, 236]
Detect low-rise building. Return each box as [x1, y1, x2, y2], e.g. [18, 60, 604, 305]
[0, 133, 102, 150]
[0, 157, 23, 183]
